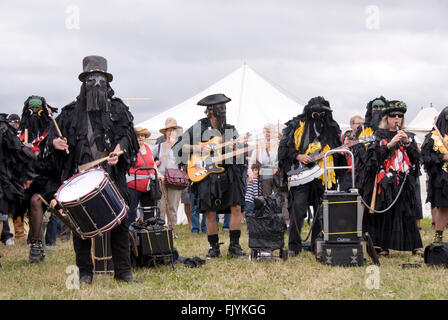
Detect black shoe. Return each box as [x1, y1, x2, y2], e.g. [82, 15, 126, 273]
[79, 274, 93, 285]
[227, 243, 246, 258]
[29, 239, 45, 264]
[115, 273, 142, 283]
[206, 242, 223, 259]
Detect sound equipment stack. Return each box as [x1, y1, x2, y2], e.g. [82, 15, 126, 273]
[316, 150, 365, 267]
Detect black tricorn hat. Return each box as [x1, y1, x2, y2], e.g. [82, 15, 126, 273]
[197, 93, 231, 106]
[78, 55, 113, 82]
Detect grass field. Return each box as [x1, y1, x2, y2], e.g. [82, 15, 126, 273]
[0, 217, 447, 300]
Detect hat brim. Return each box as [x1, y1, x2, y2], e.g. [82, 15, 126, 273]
[159, 125, 182, 134]
[79, 71, 113, 82]
[382, 107, 406, 116]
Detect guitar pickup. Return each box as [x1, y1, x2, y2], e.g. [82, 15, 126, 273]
[194, 170, 207, 177]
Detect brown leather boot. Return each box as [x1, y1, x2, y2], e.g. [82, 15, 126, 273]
[13, 216, 25, 239]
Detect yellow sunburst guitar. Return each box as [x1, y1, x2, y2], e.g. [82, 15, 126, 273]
[187, 136, 262, 183]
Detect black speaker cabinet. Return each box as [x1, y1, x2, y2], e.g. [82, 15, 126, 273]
[92, 232, 114, 274]
[322, 191, 362, 243]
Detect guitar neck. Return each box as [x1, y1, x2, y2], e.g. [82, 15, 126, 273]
[214, 145, 257, 163]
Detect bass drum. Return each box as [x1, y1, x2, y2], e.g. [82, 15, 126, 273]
[55, 167, 128, 239]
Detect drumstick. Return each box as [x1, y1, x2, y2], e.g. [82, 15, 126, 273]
[37, 195, 78, 234]
[46, 107, 69, 155]
[78, 150, 125, 172]
[24, 128, 29, 144]
[369, 174, 378, 214]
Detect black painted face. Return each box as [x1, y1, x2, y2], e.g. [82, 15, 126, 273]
[85, 73, 107, 91]
[85, 72, 109, 111]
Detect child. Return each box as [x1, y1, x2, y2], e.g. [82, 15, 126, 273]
[245, 162, 262, 233]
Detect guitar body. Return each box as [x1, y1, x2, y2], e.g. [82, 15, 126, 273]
[187, 136, 225, 183]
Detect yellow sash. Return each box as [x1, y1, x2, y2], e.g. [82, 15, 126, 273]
[294, 122, 336, 187]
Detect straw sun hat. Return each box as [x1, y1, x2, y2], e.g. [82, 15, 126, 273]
[134, 126, 151, 138]
[159, 117, 182, 135]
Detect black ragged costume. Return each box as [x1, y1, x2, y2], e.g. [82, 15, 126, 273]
[43, 86, 139, 205]
[174, 117, 245, 213]
[278, 96, 346, 253]
[421, 107, 448, 208]
[0, 114, 35, 216]
[42, 83, 139, 279]
[351, 96, 387, 198]
[362, 128, 423, 251]
[18, 96, 57, 148]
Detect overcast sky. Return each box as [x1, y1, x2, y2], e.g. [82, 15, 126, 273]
[1, 0, 447, 126]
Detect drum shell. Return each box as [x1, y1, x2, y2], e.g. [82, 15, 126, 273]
[56, 169, 127, 238]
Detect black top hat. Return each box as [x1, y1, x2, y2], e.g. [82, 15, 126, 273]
[197, 93, 231, 106]
[78, 55, 113, 82]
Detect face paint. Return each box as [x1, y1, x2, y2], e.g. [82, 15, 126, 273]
[28, 98, 44, 116]
[85, 73, 109, 111]
[85, 73, 107, 90]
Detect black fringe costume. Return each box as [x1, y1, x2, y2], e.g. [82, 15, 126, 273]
[362, 128, 423, 251]
[421, 107, 448, 208]
[174, 117, 246, 213]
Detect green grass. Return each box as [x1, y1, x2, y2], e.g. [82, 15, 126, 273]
[1, 218, 447, 300]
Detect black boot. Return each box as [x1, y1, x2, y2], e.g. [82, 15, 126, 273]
[227, 230, 246, 258]
[206, 234, 222, 259]
[29, 238, 45, 263]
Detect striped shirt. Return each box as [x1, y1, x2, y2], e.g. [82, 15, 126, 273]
[245, 177, 261, 203]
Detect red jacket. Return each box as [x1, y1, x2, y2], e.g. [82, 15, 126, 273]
[127, 144, 156, 192]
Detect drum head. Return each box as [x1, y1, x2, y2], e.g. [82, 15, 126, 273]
[57, 169, 106, 203]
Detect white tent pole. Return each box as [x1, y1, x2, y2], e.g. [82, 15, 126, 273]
[236, 62, 247, 130]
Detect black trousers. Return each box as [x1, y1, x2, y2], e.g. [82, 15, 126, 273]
[129, 189, 156, 222]
[73, 216, 131, 278]
[288, 181, 322, 252]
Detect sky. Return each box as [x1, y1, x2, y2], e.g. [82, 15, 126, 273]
[1, 0, 447, 126]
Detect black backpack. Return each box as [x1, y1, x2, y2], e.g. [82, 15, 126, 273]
[424, 243, 448, 268]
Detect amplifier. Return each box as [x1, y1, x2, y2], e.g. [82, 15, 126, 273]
[322, 191, 362, 243]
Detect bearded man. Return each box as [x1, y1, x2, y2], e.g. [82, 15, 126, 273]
[278, 96, 346, 256]
[42, 55, 140, 283]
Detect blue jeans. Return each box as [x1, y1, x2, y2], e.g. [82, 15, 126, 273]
[216, 213, 230, 230]
[245, 201, 255, 232]
[190, 193, 206, 233]
[45, 215, 61, 246]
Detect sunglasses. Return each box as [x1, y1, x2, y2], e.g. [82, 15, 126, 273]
[388, 113, 404, 118]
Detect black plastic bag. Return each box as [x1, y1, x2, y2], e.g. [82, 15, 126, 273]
[248, 193, 287, 250]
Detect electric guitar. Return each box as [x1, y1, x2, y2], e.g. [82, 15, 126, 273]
[287, 135, 375, 187]
[187, 136, 261, 183]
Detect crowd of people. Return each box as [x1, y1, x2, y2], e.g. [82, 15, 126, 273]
[1, 55, 448, 284]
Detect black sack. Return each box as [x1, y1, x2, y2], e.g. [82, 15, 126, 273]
[424, 243, 448, 268]
[248, 193, 287, 250]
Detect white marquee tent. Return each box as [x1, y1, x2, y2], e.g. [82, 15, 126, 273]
[137, 63, 303, 140]
[407, 106, 439, 143]
[137, 64, 304, 225]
